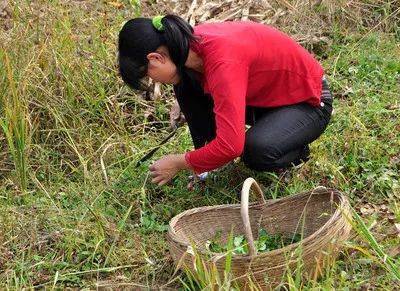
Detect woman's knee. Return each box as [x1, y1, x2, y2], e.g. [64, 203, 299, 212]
[242, 141, 310, 171]
[242, 137, 282, 170]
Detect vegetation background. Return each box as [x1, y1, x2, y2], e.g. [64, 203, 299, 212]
[0, 0, 399, 289]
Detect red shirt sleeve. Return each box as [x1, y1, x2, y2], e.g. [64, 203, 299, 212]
[185, 61, 249, 174]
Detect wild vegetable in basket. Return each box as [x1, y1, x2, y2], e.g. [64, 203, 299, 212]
[206, 228, 302, 255]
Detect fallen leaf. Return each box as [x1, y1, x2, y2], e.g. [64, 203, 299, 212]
[387, 246, 400, 258]
[360, 204, 376, 215]
[387, 214, 396, 223]
[379, 204, 389, 212]
[390, 153, 400, 166]
[395, 223, 400, 237]
[385, 104, 400, 110]
[107, 1, 123, 8]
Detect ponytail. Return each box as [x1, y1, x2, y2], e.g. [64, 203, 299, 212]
[161, 15, 197, 76]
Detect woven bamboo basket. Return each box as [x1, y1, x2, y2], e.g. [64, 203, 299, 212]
[167, 178, 352, 289]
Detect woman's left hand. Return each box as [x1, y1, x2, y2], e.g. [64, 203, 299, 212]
[149, 154, 189, 186]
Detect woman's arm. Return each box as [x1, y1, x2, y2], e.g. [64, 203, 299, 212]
[150, 60, 249, 184]
[185, 61, 249, 174]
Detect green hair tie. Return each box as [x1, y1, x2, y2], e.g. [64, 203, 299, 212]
[152, 15, 165, 31]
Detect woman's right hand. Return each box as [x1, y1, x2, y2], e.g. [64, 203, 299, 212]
[169, 100, 185, 129]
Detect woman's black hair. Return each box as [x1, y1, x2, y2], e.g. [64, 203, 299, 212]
[118, 14, 197, 90]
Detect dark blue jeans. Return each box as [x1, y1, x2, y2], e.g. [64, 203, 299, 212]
[174, 73, 333, 171]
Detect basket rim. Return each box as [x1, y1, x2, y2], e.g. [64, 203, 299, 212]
[167, 187, 351, 259]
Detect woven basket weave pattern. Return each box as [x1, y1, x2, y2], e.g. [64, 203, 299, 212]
[167, 178, 352, 288]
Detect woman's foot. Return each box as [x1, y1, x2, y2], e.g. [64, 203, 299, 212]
[295, 145, 310, 165]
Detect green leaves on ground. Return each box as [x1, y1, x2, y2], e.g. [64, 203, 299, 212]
[206, 229, 302, 255]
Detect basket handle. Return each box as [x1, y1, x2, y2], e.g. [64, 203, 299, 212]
[240, 178, 266, 257]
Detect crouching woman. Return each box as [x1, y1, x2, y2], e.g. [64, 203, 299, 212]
[118, 15, 333, 185]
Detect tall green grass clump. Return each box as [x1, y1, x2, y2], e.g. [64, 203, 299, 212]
[0, 51, 30, 191]
[180, 233, 239, 291]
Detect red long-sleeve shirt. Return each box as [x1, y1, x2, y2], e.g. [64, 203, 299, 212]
[185, 21, 324, 174]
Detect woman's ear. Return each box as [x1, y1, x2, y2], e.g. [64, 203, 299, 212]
[147, 52, 165, 65]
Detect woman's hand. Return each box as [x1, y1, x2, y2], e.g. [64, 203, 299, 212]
[169, 100, 185, 129]
[149, 154, 190, 186]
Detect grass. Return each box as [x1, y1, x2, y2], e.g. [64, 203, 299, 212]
[0, 0, 399, 289]
[0, 51, 30, 191]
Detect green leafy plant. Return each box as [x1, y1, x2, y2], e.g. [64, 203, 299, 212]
[206, 229, 302, 255]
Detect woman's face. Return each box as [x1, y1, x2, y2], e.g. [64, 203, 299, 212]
[146, 46, 180, 85]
